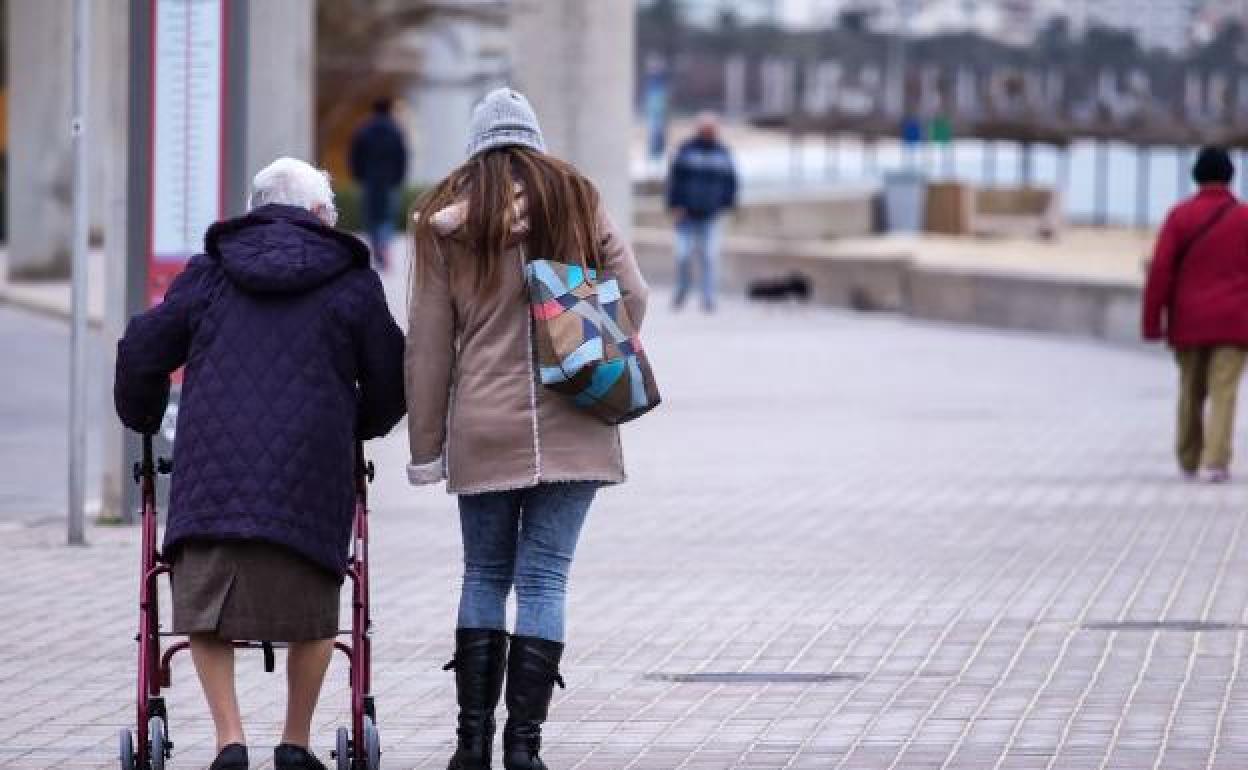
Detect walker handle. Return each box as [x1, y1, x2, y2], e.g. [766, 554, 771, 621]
[132, 434, 173, 483]
[354, 440, 374, 485]
[133, 434, 155, 485]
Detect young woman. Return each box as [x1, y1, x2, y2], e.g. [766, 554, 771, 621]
[406, 88, 649, 770]
[115, 158, 406, 770]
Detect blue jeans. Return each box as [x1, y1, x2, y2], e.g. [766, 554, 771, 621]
[674, 216, 721, 310]
[457, 482, 597, 642]
[362, 185, 397, 266]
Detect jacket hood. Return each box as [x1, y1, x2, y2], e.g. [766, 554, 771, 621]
[205, 204, 369, 294]
[426, 185, 530, 244]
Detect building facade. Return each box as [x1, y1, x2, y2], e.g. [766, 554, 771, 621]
[674, 0, 1214, 54]
[1065, 0, 1200, 53]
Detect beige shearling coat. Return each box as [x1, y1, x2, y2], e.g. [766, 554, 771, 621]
[405, 201, 649, 495]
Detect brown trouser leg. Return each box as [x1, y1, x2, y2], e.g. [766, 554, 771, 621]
[1203, 346, 1248, 470]
[1175, 348, 1210, 473]
[1175, 346, 1248, 472]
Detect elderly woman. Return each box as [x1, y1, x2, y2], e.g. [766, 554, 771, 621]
[114, 158, 406, 770]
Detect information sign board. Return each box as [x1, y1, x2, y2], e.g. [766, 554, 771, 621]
[147, 0, 226, 305]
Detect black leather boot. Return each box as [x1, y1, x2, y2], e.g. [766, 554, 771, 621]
[445, 629, 509, 770]
[502, 636, 566, 770]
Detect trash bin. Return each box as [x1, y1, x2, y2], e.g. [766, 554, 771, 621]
[882, 171, 926, 233]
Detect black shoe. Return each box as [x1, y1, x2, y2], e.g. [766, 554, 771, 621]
[274, 743, 327, 770]
[445, 629, 510, 770]
[209, 744, 248, 770]
[502, 636, 566, 770]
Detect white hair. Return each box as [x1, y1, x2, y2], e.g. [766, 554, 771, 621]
[249, 157, 335, 212]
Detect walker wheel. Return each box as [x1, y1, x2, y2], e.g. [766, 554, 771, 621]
[148, 716, 168, 770]
[119, 729, 135, 770]
[334, 726, 351, 770]
[363, 716, 381, 770]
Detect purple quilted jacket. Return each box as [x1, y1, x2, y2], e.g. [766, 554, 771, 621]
[114, 204, 406, 576]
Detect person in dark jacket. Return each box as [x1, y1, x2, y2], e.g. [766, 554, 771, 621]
[114, 157, 406, 770]
[349, 98, 409, 270]
[666, 111, 738, 312]
[1143, 147, 1248, 484]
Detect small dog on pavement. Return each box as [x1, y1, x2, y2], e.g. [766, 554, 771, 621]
[747, 273, 812, 303]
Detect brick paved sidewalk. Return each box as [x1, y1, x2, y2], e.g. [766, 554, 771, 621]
[4, 299, 1247, 769]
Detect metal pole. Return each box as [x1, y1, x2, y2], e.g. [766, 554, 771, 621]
[1176, 145, 1189, 202]
[1136, 145, 1151, 229]
[1058, 143, 1071, 198]
[1095, 139, 1110, 226]
[896, 0, 913, 120]
[122, 1, 153, 525]
[1239, 149, 1248, 200]
[69, 0, 91, 546]
[790, 130, 802, 183]
[824, 132, 836, 180]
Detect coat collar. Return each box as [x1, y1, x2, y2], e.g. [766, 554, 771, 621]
[1197, 184, 1235, 199]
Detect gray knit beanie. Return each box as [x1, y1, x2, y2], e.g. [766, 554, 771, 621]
[465, 87, 546, 158]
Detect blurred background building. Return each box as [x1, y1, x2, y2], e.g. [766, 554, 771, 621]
[674, 0, 1233, 52]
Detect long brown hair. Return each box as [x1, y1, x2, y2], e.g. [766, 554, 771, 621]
[410, 146, 602, 298]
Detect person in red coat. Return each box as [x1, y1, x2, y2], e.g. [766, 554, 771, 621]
[1143, 147, 1248, 483]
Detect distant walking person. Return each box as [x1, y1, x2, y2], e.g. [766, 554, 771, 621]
[666, 111, 737, 312]
[1143, 147, 1248, 483]
[350, 98, 409, 269]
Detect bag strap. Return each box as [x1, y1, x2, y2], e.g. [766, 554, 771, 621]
[1172, 200, 1235, 279]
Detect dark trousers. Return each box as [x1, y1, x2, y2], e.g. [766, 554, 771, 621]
[362, 185, 397, 267]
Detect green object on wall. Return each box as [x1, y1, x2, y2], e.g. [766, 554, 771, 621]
[930, 117, 953, 144]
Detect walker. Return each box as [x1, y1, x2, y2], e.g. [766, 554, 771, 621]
[119, 434, 381, 770]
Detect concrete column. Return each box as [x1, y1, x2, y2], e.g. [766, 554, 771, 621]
[412, 18, 487, 184]
[98, 0, 131, 521]
[509, 0, 635, 233]
[245, 0, 314, 181]
[7, 0, 74, 278]
[88, 0, 117, 239]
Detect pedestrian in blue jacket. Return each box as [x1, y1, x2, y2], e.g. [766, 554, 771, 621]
[114, 157, 406, 770]
[666, 111, 738, 312]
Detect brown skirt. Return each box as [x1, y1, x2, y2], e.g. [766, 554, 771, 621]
[171, 540, 340, 642]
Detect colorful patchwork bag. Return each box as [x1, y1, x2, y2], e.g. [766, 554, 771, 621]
[524, 258, 661, 424]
